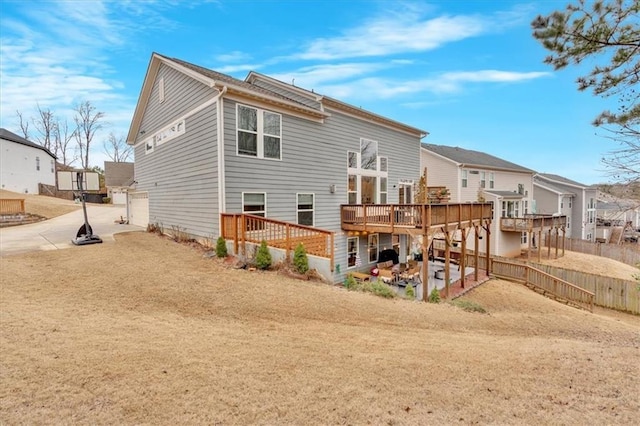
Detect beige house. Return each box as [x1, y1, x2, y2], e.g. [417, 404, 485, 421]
[421, 143, 539, 257]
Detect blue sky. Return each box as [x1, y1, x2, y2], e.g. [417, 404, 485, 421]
[0, 0, 618, 184]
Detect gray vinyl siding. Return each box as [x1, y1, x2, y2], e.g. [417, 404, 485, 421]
[133, 64, 220, 239]
[223, 101, 421, 281]
[250, 79, 322, 110]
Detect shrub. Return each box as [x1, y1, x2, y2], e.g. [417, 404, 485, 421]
[255, 240, 272, 270]
[367, 280, 396, 298]
[293, 243, 309, 274]
[102, 197, 111, 204]
[428, 287, 441, 303]
[216, 236, 228, 258]
[344, 274, 357, 289]
[450, 299, 487, 314]
[147, 222, 163, 235]
[405, 283, 415, 299]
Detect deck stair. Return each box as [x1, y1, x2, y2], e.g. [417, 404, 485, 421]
[491, 259, 594, 312]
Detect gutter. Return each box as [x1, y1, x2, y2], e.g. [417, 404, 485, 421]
[215, 86, 228, 235]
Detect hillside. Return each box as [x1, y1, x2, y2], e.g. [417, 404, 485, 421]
[1, 231, 638, 425]
[0, 189, 80, 218]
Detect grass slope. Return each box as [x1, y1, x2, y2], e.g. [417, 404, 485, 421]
[1, 232, 638, 425]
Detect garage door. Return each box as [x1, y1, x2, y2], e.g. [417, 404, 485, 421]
[128, 191, 149, 228]
[112, 190, 127, 205]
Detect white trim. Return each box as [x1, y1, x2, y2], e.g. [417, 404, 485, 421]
[236, 103, 282, 160]
[368, 233, 379, 263]
[216, 87, 228, 226]
[296, 192, 315, 227]
[225, 92, 326, 123]
[242, 192, 267, 217]
[347, 236, 359, 269]
[134, 95, 219, 149]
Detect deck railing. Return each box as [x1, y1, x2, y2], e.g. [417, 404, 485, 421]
[491, 259, 594, 312]
[221, 213, 335, 270]
[500, 214, 567, 232]
[341, 203, 493, 232]
[0, 199, 25, 215]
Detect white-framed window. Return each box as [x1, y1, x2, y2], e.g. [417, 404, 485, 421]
[461, 170, 468, 188]
[346, 140, 388, 205]
[348, 174, 357, 204]
[237, 104, 281, 160]
[360, 138, 378, 170]
[368, 234, 379, 263]
[159, 77, 165, 103]
[242, 192, 266, 217]
[524, 200, 529, 214]
[36, 156, 40, 171]
[297, 193, 314, 226]
[347, 237, 359, 268]
[480, 172, 486, 188]
[561, 200, 564, 209]
[489, 172, 494, 189]
[502, 200, 519, 218]
[380, 177, 387, 204]
[521, 232, 527, 244]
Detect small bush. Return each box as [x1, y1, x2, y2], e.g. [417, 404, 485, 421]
[428, 287, 441, 303]
[344, 274, 357, 289]
[293, 243, 309, 274]
[255, 240, 272, 270]
[405, 284, 415, 299]
[102, 197, 111, 204]
[147, 222, 163, 235]
[450, 299, 487, 314]
[170, 225, 192, 243]
[216, 236, 228, 258]
[366, 280, 396, 298]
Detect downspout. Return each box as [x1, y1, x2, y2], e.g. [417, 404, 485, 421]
[216, 86, 228, 235]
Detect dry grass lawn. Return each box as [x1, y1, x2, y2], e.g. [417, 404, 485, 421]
[1, 232, 639, 425]
[527, 250, 639, 281]
[0, 189, 80, 219]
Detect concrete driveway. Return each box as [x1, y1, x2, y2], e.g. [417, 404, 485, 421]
[0, 205, 145, 256]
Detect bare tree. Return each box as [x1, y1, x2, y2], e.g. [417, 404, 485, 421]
[16, 110, 29, 139]
[54, 119, 77, 166]
[103, 132, 133, 162]
[31, 104, 56, 153]
[73, 101, 104, 169]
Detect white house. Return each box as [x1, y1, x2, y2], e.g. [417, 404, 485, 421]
[421, 143, 538, 257]
[0, 128, 56, 194]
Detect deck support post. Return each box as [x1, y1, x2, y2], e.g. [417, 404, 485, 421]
[460, 228, 467, 289]
[474, 224, 480, 281]
[483, 220, 491, 276]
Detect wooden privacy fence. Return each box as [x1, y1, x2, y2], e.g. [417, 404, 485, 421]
[491, 259, 595, 312]
[529, 264, 639, 314]
[0, 199, 25, 215]
[542, 234, 640, 266]
[221, 213, 335, 270]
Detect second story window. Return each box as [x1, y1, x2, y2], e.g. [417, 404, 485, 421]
[489, 173, 494, 189]
[461, 170, 468, 188]
[480, 172, 486, 188]
[237, 104, 281, 160]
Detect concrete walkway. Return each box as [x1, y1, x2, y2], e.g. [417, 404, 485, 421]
[0, 205, 145, 256]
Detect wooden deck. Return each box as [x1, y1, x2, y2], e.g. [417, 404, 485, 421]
[500, 214, 567, 233]
[341, 203, 493, 234]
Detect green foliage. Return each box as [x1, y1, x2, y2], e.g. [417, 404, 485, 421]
[450, 299, 487, 314]
[102, 197, 111, 204]
[532, 0, 640, 184]
[428, 287, 441, 303]
[344, 274, 357, 289]
[362, 280, 396, 298]
[216, 236, 228, 258]
[293, 243, 309, 274]
[405, 283, 415, 299]
[255, 240, 272, 270]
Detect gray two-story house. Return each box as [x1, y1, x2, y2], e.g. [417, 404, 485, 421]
[126, 53, 435, 282]
[533, 173, 597, 241]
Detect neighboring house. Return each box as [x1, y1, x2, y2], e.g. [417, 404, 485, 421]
[104, 161, 134, 204]
[596, 193, 640, 243]
[533, 173, 597, 241]
[421, 143, 538, 257]
[0, 128, 56, 194]
[126, 53, 427, 282]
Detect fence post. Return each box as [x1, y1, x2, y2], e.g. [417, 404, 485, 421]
[285, 223, 291, 261]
